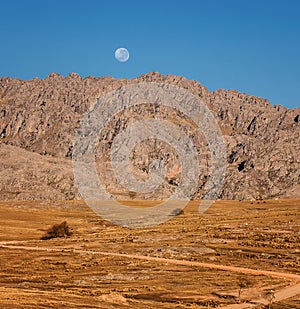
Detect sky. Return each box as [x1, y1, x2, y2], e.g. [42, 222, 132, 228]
[0, 0, 299, 109]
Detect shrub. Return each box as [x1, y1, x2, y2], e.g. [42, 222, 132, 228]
[169, 208, 184, 216]
[41, 221, 72, 240]
[238, 277, 253, 302]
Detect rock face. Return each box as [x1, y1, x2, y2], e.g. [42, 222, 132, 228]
[0, 72, 299, 200]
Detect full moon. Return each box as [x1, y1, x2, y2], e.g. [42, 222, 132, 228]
[115, 47, 130, 62]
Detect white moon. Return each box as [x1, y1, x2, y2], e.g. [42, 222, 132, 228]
[115, 48, 130, 62]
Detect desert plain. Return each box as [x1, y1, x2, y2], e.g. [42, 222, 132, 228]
[0, 199, 299, 308]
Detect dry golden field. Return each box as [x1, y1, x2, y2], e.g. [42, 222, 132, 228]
[0, 199, 299, 308]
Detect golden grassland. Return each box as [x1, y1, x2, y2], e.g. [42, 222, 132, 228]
[0, 199, 299, 308]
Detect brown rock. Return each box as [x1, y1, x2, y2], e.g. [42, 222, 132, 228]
[0, 72, 299, 200]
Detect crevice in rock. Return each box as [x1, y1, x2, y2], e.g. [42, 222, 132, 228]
[238, 160, 247, 172]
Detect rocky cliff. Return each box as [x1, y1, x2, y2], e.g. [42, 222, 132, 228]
[0, 72, 299, 200]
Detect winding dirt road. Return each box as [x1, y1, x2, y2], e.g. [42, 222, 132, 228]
[1, 241, 299, 308]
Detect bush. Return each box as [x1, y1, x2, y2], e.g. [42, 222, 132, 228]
[41, 221, 72, 240]
[169, 208, 184, 216]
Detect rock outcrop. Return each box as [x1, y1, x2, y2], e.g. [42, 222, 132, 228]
[0, 72, 299, 200]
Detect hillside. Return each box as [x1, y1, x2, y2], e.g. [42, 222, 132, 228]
[0, 72, 299, 200]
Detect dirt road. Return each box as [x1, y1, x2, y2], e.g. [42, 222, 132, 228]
[1, 240, 299, 308]
[222, 283, 300, 308]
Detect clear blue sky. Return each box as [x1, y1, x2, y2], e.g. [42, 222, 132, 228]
[0, 0, 299, 109]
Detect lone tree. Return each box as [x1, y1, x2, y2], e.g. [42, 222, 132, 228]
[263, 289, 275, 309]
[41, 221, 72, 240]
[237, 277, 252, 302]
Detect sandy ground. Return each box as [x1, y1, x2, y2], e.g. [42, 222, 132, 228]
[0, 199, 299, 308]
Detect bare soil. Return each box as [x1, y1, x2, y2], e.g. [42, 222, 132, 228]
[0, 199, 299, 308]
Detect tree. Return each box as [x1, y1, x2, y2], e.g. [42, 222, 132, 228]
[238, 277, 252, 302]
[263, 289, 275, 309]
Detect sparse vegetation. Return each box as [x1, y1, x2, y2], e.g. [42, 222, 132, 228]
[263, 289, 275, 309]
[169, 208, 184, 216]
[0, 199, 299, 308]
[41, 221, 72, 240]
[237, 277, 252, 302]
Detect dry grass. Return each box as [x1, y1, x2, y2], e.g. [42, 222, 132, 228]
[0, 199, 299, 308]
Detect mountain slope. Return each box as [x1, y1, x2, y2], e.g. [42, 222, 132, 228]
[0, 72, 299, 200]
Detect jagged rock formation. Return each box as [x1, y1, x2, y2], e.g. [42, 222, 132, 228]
[0, 72, 299, 200]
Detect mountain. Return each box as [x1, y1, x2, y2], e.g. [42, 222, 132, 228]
[0, 72, 299, 200]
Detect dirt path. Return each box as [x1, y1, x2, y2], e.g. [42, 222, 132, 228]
[222, 283, 300, 308]
[1, 241, 299, 281]
[1, 241, 300, 308]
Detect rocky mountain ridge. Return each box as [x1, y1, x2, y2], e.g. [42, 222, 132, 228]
[0, 72, 299, 200]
